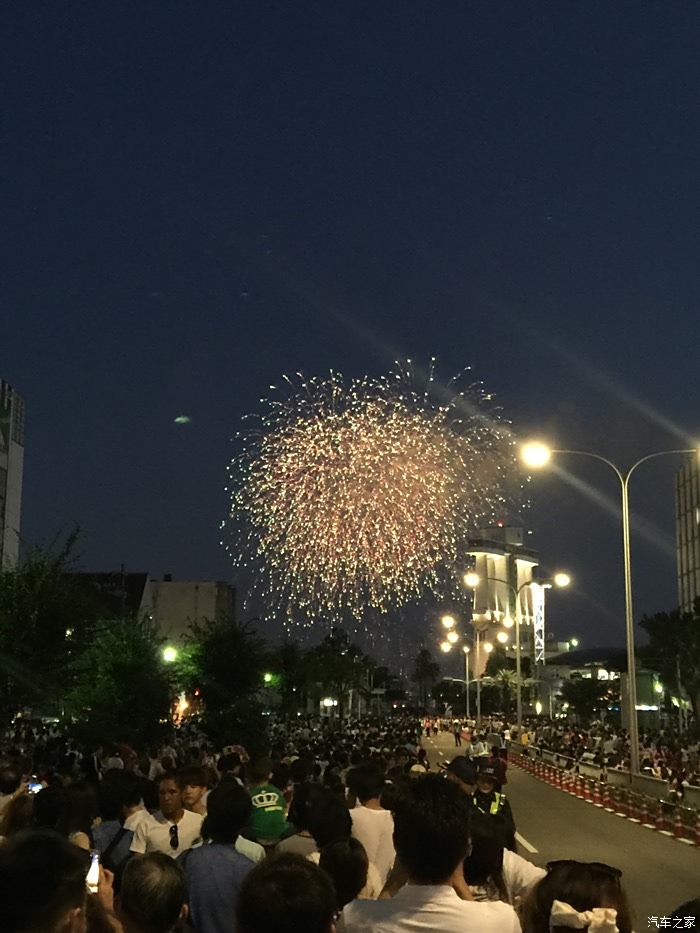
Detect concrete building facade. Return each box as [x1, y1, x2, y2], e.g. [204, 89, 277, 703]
[144, 576, 237, 641]
[676, 457, 700, 613]
[0, 381, 25, 569]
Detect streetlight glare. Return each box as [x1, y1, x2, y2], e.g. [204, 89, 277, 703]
[464, 572, 480, 588]
[521, 441, 552, 469]
[446, 630, 459, 644]
[496, 631, 509, 644]
[440, 640, 452, 653]
[483, 641, 493, 654]
[570, 637, 579, 647]
[263, 672, 273, 683]
[441, 614, 456, 629]
[462, 644, 470, 654]
[162, 646, 178, 664]
[554, 572, 571, 588]
[503, 615, 514, 628]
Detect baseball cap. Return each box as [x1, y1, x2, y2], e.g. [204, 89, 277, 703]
[441, 757, 477, 785]
[478, 763, 498, 780]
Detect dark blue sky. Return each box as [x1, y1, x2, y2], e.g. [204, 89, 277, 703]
[4, 3, 699, 651]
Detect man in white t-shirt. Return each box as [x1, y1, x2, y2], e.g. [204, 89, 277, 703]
[348, 763, 396, 885]
[131, 772, 203, 859]
[339, 773, 520, 933]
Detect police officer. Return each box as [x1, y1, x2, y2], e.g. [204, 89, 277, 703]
[472, 763, 516, 850]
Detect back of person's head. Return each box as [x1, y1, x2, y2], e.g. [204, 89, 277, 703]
[98, 776, 125, 821]
[0, 765, 21, 796]
[307, 789, 351, 848]
[287, 782, 325, 832]
[463, 811, 507, 892]
[347, 763, 385, 804]
[202, 782, 252, 844]
[319, 838, 368, 909]
[380, 774, 410, 812]
[119, 852, 186, 933]
[288, 758, 312, 784]
[33, 785, 66, 830]
[55, 783, 99, 838]
[393, 773, 471, 884]
[0, 829, 88, 932]
[249, 757, 273, 785]
[217, 752, 241, 775]
[236, 853, 336, 933]
[522, 861, 633, 933]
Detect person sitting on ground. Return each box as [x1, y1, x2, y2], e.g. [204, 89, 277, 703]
[319, 838, 369, 912]
[0, 829, 91, 932]
[277, 782, 325, 857]
[179, 781, 256, 933]
[131, 771, 203, 858]
[181, 765, 209, 816]
[236, 852, 337, 933]
[339, 774, 521, 932]
[464, 811, 544, 904]
[473, 763, 516, 850]
[521, 859, 632, 933]
[118, 851, 188, 933]
[245, 757, 290, 844]
[347, 762, 395, 886]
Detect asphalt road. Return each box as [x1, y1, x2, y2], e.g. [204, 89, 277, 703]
[423, 731, 700, 923]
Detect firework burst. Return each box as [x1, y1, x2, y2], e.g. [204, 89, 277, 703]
[224, 360, 523, 621]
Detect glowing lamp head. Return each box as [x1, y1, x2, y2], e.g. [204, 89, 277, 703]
[462, 644, 470, 654]
[482, 641, 493, 654]
[570, 637, 579, 647]
[446, 630, 459, 644]
[440, 640, 452, 653]
[535, 700, 543, 715]
[464, 572, 480, 588]
[441, 614, 456, 629]
[496, 631, 509, 644]
[521, 441, 552, 469]
[554, 572, 571, 588]
[162, 646, 178, 664]
[263, 672, 273, 684]
[503, 615, 514, 628]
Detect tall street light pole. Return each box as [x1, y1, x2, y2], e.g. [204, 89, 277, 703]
[521, 442, 697, 776]
[463, 645, 470, 719]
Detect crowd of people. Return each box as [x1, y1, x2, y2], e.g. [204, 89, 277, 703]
[0, 713, 696, 932]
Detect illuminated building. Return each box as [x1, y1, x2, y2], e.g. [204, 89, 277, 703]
[0, 381, 25, 569]
[676, 457, 700, 613]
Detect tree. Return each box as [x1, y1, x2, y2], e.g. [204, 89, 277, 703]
[560, 677, 610, 722]
[64, 615, 172, 747]
[494, 669, 518, 713]
[186, 617, 268, 753]
[304, 631, 371, 720]
[412, 648, 440, 709]
[268, 641, 309, 713]
[640, 601, 700, 721]
[0, 529, 102, 725]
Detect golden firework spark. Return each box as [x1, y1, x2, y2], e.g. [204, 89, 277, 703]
[224, 361, 523, 620]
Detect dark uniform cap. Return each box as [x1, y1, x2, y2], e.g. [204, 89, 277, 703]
[478, 763, 498, 780]
[443, 756, 478, 784]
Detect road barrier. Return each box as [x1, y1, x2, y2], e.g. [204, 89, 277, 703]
[507, 741, 700, 846]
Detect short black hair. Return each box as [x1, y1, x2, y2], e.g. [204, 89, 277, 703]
[202, 782, 252, 844]
[347, 763, 385, 803]
[287, 782, 325, 833]
[180, 765, 208, 788]
[157, 770, 185, 790]
[0, 765, 21, 796]
[392, 774, 471, 884]
[237, 853, 336, 933]
[0, 830, 88, 931]
[307, 789, 351, 848]
[120, 852, 186, 933]
[319, 838, 368, 909]
[33, 785, 66, 831]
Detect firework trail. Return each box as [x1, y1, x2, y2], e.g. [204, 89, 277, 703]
[223, 360, 524, 622]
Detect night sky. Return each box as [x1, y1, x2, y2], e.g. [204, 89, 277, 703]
[4, 4, 699, 657]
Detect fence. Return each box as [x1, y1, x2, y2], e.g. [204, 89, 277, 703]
[507, 742, 700, 846]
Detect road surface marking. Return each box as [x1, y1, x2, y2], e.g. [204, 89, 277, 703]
[515, 832, 538, 853]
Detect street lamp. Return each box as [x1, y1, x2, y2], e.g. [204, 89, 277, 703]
[570, 637, 579, 648]
[462, 645, 470, 719]
[440, 640, 452, 653]
[441, 615, 456, 629]
[463, 572, 480, 589]
[446, 630, 459, 644]
[162, 646, 178, 664]
[553, 572, 571, 588]
[483, 641, 493, 654]
[496, 630, 509, 644]
[521, 439, 699, 775]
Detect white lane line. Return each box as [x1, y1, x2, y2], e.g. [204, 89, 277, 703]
[515, 832, 538, 854]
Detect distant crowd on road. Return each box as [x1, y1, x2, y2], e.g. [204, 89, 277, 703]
[0, 713, 697, 932]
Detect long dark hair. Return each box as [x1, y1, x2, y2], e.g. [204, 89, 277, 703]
[462, 811, 508, 902]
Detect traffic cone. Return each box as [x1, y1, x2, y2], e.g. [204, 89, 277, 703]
[576, 775, 584, 799]
[592, 782, 602, 807]
[615, 790, 628, 818]
[694, 813, 700, 847]
[655, 802, 666, 833]
[602, 782, 612, 809]
[638, 798, 649, 826]
[673, 809, 684, 840]
[583, 779, 591, 803]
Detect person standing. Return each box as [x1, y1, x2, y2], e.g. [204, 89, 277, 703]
[131, 772, 203, 858]
[347, 763, 395, 886]
[453, 721, 463, 747]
